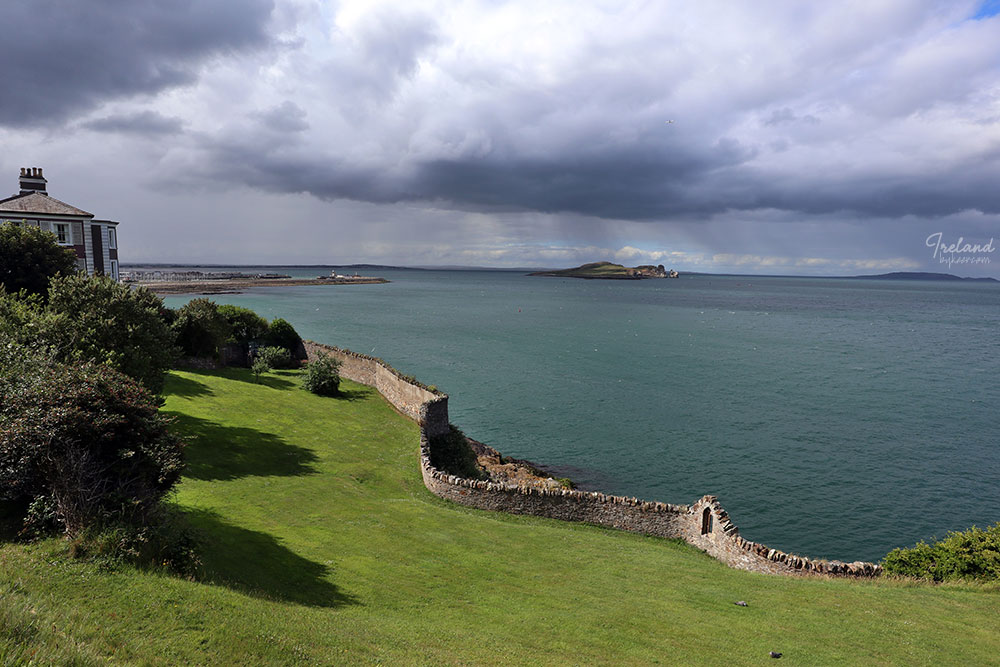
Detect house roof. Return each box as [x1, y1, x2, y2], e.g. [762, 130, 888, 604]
[0, 192, 93, 218]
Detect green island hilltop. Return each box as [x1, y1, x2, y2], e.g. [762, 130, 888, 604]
[530, 261, 679, 279]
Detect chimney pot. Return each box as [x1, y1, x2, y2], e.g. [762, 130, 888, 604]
[38, 168, 43, 177]
[20, 167, 25, 176]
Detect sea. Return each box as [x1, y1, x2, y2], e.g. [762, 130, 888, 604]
[157, 266, 1000, 563]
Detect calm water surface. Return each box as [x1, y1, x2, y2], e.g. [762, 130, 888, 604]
[163, 268, 1000, 562]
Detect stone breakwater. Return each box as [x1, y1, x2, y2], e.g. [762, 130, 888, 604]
[305, 340, 882, 578]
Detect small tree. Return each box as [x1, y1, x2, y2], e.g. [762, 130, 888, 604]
[0, 223, 78, 297]
[172, 298, 231, 359]
[303, 352, 342, 396]
[42, 274, 178, 394]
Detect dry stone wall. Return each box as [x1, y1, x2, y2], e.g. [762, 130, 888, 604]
[307, 339, 881, 577]
[304, 341, 449, 438]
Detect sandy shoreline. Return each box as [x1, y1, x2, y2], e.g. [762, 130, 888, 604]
[138, 276, 388, 295]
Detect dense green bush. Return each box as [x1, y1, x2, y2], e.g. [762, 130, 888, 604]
[0, 351, 184, 536]
[43, 274, 178, 393]
[882, 523, 1000, 581]
[0, 223, 78, 297]
[266, 318, 302, 355]
[172, 298, 231, 359]
[1, 275, 178, 394]
[257, 345, 293, 369]
[0, 289, 43, 345]
[218, 304, 269, 344]
[303, 352, 342, 396]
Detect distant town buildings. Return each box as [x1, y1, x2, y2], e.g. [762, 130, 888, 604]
[0, 168, 120, 279]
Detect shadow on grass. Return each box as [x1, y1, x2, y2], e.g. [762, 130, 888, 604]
[165, 412, 318, 481]
[162, 374, 214, 398]
[247, 373, 297, 390]
[332, 385, 374, 402]
[183, 508, 357, 608]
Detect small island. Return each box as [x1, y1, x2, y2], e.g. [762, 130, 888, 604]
[529, 261, 678, 280]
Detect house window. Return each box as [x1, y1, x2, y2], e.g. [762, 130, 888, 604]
[53, 222, 72, 245]
[110, 259, 119, 281]
[108, 227, 117, 249]
[701, 507, 713, 535]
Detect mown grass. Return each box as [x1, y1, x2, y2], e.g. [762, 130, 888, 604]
[2, 367, 999, 665]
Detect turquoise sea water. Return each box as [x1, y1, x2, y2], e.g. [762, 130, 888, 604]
[163, 268, 1000, 563]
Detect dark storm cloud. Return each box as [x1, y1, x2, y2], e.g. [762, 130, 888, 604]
[0, 0, 275, 127]
[82, 111, 184, 136]
[191, 124, 1000, 222]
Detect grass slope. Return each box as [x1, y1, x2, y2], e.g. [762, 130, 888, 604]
[2, 368, 999, 664]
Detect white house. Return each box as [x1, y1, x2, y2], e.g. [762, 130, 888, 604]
[0, 167, 120, 279]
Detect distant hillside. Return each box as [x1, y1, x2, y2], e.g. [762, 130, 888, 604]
[854, 272, 998, 283]
[529, 261, 674, 279]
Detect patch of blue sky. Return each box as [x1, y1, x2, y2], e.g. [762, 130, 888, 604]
[973, 0, 1000, 19]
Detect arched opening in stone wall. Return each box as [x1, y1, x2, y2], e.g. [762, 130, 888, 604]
[701, 507, 713, 535]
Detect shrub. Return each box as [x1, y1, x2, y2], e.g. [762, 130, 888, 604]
[172, 298, 231, 359]
[882, 523, 1000, 581]
[0, 223, 78, 297]
[0, 354, 184, 536]
[251, 356, 271, 383]
[42, 274, 178, 393]
[257, 345, 292, 369]
[0, 289, 44, 346]
[218, 304, 269, 345]
[303, 352, 341, 396]
[266, 318, 302, 355]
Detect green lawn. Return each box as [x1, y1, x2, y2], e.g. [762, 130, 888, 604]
[2, 368, 999, 665]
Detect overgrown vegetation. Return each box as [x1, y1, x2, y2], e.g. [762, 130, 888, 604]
[0, 274, 178, 393]
[428, 425, 486, 480]
[0, 223, 78, 297]
[0, 346, 183, 537]
[0, 234, 188, 571]
[882, 523, 1000, 582]
[218, 304, 269, 345]
[172, 298, 231, 359]
[303, 351, 341, 395]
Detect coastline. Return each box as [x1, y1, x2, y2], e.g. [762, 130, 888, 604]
[138, 276, 388, 295]
[302, 339, 882, 578]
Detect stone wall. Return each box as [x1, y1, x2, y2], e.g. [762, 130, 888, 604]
[304, 341, 449, 438]
[309, 339, 880, 577]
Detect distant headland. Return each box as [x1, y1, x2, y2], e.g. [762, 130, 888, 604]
[529, 261, 679, 280]
[852, 271, 998, 283]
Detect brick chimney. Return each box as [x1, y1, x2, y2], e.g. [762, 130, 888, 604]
[19, 167, 47, 195]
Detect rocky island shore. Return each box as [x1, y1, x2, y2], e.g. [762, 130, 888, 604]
[530, 261, 678, 279]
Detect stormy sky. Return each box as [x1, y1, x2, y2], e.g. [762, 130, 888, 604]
[2, 0, 999, 275]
